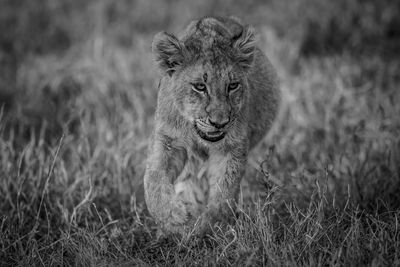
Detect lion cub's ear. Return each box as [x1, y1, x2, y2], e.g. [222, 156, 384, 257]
[152, 31, 187, 76]
[232, 26, 256, 71]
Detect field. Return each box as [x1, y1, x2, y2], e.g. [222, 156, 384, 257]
[1, 0, 400, 266]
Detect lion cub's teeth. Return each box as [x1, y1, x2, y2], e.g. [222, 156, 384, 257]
[207, 131, 223, 137]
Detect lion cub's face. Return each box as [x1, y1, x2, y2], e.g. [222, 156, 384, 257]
[152, 17, 255, 143]
[172, 60, 247, 143]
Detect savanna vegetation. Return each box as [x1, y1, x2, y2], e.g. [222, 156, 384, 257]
[0, 0, 399, 265]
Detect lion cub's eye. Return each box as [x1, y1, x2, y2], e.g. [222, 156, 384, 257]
[228, 82, 240, 92]
[192, 83, 207, 92]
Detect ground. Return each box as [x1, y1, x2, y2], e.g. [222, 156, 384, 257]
[0, 0, 400, 266]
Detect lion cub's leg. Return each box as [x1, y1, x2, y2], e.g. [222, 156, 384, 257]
[175, 177, 207, 218]
[144, 135, 190, 232]
[174, 157, 208, 222]
[199, 146, 247, 232]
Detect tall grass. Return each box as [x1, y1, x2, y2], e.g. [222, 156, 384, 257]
[0, 0, 399, 265]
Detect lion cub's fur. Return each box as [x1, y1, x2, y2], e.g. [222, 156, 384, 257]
[144, 16, 280, 234]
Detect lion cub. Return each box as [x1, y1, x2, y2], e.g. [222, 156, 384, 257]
[144, 16, 280, 234]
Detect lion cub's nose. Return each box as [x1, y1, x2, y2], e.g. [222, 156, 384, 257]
[208, 116, 230, 129]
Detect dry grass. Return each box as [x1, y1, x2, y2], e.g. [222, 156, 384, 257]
[1, 0, 400, 266]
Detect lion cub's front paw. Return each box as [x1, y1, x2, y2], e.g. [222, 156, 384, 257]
[169, 196, 188, 225]
[174, 178, 206, 219]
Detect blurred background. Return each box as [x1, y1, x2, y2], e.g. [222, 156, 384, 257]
[0, 0, 400, 251]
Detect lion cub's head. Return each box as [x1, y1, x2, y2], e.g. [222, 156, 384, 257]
[152, 17, 256, 144]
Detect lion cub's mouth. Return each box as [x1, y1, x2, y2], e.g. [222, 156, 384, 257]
[194, 119, 226, 142]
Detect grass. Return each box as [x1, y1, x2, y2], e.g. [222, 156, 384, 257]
[1, 0, 400, 265]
